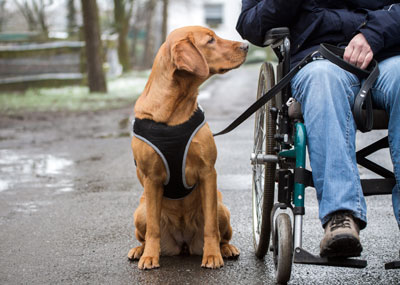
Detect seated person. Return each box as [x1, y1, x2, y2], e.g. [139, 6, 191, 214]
[236, 1, 400, 257]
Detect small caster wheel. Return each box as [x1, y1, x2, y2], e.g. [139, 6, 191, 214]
[273, 213, 293, 284]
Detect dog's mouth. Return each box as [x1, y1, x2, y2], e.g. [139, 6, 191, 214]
[218, 68, 230, 74]
[209, 55, 247, 75]
[218, 55, 247, 74]
[217, 61, 245, 74]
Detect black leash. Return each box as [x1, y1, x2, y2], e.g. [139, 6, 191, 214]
[213, 43, 379, 136]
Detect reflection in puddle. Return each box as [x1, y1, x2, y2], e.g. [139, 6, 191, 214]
[0, 150, 74, 193]
[14, 202, 39, 213]
[13, 201, 52, 214]
[0, 179, 10, 192]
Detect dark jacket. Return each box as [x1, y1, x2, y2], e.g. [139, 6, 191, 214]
[236, 1, 400, 65]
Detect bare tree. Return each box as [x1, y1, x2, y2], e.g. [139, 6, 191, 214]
[15, 0, 52, 37]
[15, 0, 38, 31]
[66, 0, 77, 38]
[0, 0, 7, 32]
[114, 0, 134, 72]
[34, 0, 50, 36]
[81, 0, 107, 93]
[161, 0, 168, 43]
[144, 0, 156, 68]
[130, 0, 146, 68]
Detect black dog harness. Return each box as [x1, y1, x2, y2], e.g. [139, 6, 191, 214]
[133, 107, 206, 199]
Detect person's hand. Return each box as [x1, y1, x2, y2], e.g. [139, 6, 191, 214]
[343, 33, 374, 69]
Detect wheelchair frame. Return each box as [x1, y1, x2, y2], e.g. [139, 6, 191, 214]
[250, 28, 399, 284]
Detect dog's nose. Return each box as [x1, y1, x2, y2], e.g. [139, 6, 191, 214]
[240, 43, 249, 52]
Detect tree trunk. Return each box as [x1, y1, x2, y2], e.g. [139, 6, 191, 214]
[81, 0, 107, 93]
[67, 0, 77, 38]
[114, 0, 133, 72]
[130, 1, 146, 68]
[130, 25, 138, 68]
[144, 0, 156, 68]
[161, 0, 168, 43]
[32, 0, 49, 38]
[0, 0, 7, 32]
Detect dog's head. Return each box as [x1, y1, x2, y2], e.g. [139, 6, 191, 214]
[165, 26, 248, 79]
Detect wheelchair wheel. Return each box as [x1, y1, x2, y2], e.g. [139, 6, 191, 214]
[273, 213, 293, 284]
[252, 62, 277, 258]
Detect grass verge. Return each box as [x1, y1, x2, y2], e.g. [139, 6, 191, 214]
[0, 70, 150, 114]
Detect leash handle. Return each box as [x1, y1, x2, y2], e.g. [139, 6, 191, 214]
[319, 44, 379, 132]
[318, 44, 371, 78]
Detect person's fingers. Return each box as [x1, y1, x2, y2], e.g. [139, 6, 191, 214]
[344, 33, 373, 69]
[360, 52, 373, 70]
[349, 45, 362, 66]
[355, 51, 366, 68]
[344, 45, 353, 62]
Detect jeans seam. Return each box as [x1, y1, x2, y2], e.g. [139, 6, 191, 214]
[376, 88, 398, 193]
[388, 134, 400, 192]
[345, 93, 364, 222]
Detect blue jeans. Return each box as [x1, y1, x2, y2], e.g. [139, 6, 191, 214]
[291, 56, 400, 229]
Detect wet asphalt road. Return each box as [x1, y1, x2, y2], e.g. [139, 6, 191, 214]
[1, 63, 399, 284]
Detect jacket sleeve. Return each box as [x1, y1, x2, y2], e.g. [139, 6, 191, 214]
[358, 4, 400, 55]
[236, 0, 303, 46]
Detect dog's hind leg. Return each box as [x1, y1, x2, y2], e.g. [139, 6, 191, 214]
[128, 202, 146, 260]
[128, 230, 145, 260]
[218, 202, 240, 259]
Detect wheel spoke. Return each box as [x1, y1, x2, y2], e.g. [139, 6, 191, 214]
[252, 62, 276, 258]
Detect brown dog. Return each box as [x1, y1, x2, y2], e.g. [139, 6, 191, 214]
[128, 26, 248, 270]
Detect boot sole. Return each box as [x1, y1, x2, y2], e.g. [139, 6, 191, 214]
[320, 234, 363, 258]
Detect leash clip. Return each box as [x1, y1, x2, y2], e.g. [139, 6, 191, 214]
[286, 97, 296, 107]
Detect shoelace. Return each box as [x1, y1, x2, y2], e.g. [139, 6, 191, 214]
[330, 213, 352, 231]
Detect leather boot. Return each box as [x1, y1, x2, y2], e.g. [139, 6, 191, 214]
[320, 211, 363, 258]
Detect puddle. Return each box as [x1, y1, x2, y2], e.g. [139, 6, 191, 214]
[13, 201, 53, 214]
[0, 179, 10, 192]
[14, 202, 39, 213]
[0, 149, 74, 193]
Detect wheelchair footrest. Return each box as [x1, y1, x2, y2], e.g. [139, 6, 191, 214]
[385, 260, 400, 269]
[293, 247, 367, 268]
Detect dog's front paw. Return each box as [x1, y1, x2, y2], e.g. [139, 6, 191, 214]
[221, 244, 240, 259]
[201, 253, 224, 269]
[138, 255, 160, 270]
[128, 245, 144, 260]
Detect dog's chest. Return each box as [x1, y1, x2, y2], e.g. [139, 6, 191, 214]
[133, 107, 206, 199]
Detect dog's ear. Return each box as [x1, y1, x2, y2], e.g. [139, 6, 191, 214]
[171, 37, 209, 78]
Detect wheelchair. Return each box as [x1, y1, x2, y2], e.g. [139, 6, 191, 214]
[250, 28, 399, 284]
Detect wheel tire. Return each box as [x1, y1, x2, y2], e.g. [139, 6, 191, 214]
[252, 62, 277, 258]
[273, 213, 293, 284]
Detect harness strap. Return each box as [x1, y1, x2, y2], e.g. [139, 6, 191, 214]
[213, 44, 379, 136]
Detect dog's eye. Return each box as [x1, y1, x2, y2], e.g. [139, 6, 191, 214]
[207, 37, 215, 44]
